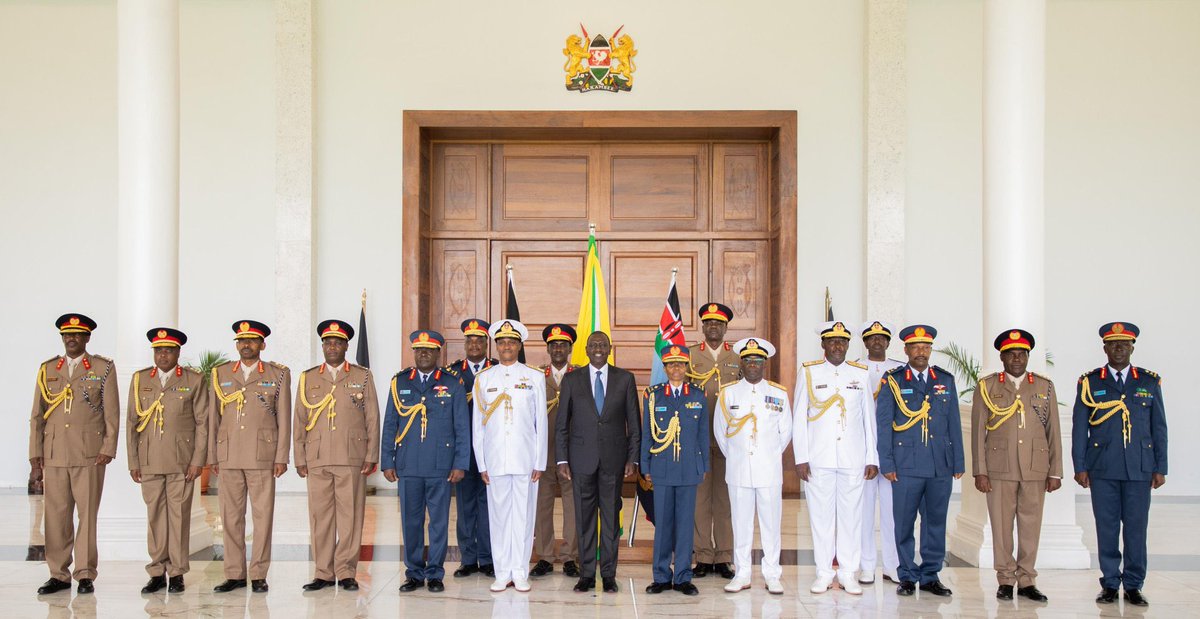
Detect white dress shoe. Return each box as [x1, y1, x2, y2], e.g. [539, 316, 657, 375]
[724, 577, 751, 593]
[810, 576, 833, 594]
[489, 579, 509, 592]
[513, 578, 531, 592]
[858, 570, 876, 585]
[766, 579, 784, 594]
[882, 569, 899, 583]
[839, 577, 863, 595]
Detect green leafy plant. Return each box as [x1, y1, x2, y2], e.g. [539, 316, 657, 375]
[935, 342, 980, 402]
[187, 350, 229, 386]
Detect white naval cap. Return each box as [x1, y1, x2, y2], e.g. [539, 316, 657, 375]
[733, 337, 775, 359]
[815, 320, 853, 339]
[859, 320, 895, 339]
[488, 319, 529, 342]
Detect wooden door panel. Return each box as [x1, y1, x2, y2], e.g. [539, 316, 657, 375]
[432, 144, 489, 232]
[601, 144, 708, 233]
[492, 144, 598, 232]
[710, 240, 769, 345]
[430, 239, 490, 354]
[712, 143, 768, 232]
[489, 241, 588, 368]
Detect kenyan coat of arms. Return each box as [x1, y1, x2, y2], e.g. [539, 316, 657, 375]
[563, 24, 637, 93]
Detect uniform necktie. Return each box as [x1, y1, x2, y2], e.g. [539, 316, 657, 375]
[594, 371, 605, 414]
[421, 373, 429, 385]
[916, 372, 927, 390]
[1115, 371, 1125, 390]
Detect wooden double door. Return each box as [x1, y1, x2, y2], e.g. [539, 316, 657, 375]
[428, 141, 772, 383]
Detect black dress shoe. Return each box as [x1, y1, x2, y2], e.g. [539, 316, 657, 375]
[399, 577, 424, 592]
[1096, 587, 1118, 604]
[1124, 589, 1149, 606]
[213, 579, 247, 593]
[302, 578, 334, 591]
[530, 560, 553, 577]
[692, 563, 711, 578]
[996, 584, 1014, 600]
[251, 579, 268, 593]
[602, 577, 618, 593]
[919, 580, 952, 597]
[675, 581, 699, 596]
[77, 579, 94, 594]
[338, 578, 359, 591]
[480, 564, 495, 578]
[714, 562, 735, 579]
[1018, 585, 1048, 602]
[645, 581, 671, 594]
[453, 564, 478, 577]
[141, 575, 167, 594]
[427, 579, 444, 593]
[563, 561, 580, 577]
[573, 577, 595, 592]
[896, 581, 916, 596]
[38, 578, 71, 595]
[168, 576, 184, 593]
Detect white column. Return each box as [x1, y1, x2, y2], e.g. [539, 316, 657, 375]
[950, 0, 1088, 569]
[110, 0, 212, 559]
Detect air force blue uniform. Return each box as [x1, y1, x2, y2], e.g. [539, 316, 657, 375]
[445, 357, 496, 570]
[876, 363, 964, 585]
[1072, 365, 1167, 591]
[640, 382, 710, 585]
[381, 367, 470, 581]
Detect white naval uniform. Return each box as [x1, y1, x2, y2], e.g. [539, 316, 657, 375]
[793, 359, 878, 581]
[472, 362, 548, 583]
[859, 357, 904, 576]
[714, 379, 792, 581]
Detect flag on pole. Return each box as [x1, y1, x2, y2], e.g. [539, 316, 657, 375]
[824, 286, 835, 322]
[571, 226, 613, 366]
[649, 269, 686, 386]
[356, 289, 370, 368]
[505, 265, 526, 363]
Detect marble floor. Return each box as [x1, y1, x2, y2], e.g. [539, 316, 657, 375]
[4, 491, 1198, 618]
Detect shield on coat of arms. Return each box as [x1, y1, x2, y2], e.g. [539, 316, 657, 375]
[587, 34, 611, 83]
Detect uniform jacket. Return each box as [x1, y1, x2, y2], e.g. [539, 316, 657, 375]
[971, 371, 1063, 481]
[876, 365, 964, 478]
[1072, 366, 1167, 481]
[380, 367, 470, 477]
[639, 382, 709, 486]
[208, 359, 292, 469]
[445, 357, 497, 475]
[689, 340, 741, 448]
[472, 362, 548, 476]
[30, 353, 120, 467]
[793, 359, 878, 469]
[714, 379, 792, 488]
[126, 366, 209, 475]
[555, 363, 641, 476]
[293, 362, 380, 469]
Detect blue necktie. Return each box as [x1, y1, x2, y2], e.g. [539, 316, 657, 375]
[916, 372, 926, 391]
[1116, 371, 1125, 390]
[594, 370, 605, 414]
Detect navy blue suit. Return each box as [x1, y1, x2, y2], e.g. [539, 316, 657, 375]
[876, 364, 964, 585]
[1072, 365, 1168, 590]
[381, 367, 470, 580]
[445, 358, 496, 568]
[640, 383, 710, 584]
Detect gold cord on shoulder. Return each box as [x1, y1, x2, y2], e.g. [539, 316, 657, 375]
[390, 378, 428, 444]
[474, 382, 511, 426]
[211, 367, 246, 417]
[647, 391, 682, 461]
[299, 371, 337, 432]
[979, 378, 1025, 431]
[720, 388, 757, 440]
[888, 376, 930, 444]
[1081, 376, 1131, 446]
[804, 366, 846, 425]
[37, 365, 73, 419]
[133, 371, 165, 434]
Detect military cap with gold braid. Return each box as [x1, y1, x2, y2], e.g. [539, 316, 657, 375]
[460, 318, 490, 338]
[817, 320, 852, 340]
[994, 328, 1035, 352]
[734, 337, 775, 359]
[146, 327, 187, 347]
[232, 319, 271, 339]
[489, 319, 528, 342]
[409, 330, 445, 349]
[541, 323, 577, 343]
[899, 324, 937, 345]
[860, 320, 894, 339]
[318, 319, 355, 340]
[699, 302, 733, 323]
[56, 313, 97, 334]
[661, 344, 691, 364]
[1099, 321, 1139, 342]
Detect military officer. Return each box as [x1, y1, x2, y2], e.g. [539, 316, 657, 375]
[876, 324, 963, 597]
[30, 314, 119, 595]
[714, 338, 791, 595]
[857, 320, 904, 585]
[446, 318, 496, 578]
[381, 330, 470, 593]
[473, 320, 548, 592]
[793, 321, 878, 595]
[209, 320, 292, 593]
[128, 328, 209, 594]
[294, 320, 380, 592]
[971, 329, 1062, 602]
[530, 324, 580, 578]
[1072, 322, 1167, 607]
[642, 345, 709, 596]
[688, 302, 739, 579]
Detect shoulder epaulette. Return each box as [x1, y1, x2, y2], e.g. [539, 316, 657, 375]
[138, 365, 154, 375]
[1138, 367, 1159, 379]
[847, 360, 867, 370]
[767, 380, 787, 391]
[394, 367, 414, 378]
[304, 364, 322, 374]
[42, 355, 60, 366]
[216, 360, 237, 369]
[525, 363, 541, 372]
[885, 366, 906, 376]
[184, 366, 202, 375]
[443, 366, 461, 377]
[802, 359, 824, 367]
[269, 361, 290, 372]
[348, 362, 367, 371]
[1079, 367, 1103, 380]
[475, 364, 497, 377]
[90, 354, 113, 365]
[718, 380, 739, 390]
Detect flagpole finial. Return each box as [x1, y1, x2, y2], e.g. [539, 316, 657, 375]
[588, 222, 596, 233]
[671, 267, 678, 274]
[361, 289, 367, 308]
[506, 263, 513, 272]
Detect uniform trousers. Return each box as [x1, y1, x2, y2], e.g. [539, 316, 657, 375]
[307, 465, 365, 581]
[693, 451, 733, 563]
[533, 462, 577, 563]
[140, 472, 193, 577]
[806, 467, 864, 580]
[486, 474, 538, 582]
[456, 474, 492, 566]
[1090, 478, 1151, 590]
[218, 468, 276, 580]
[861, 474, 898, 574]
[986, 478, 1046, 587]
[892, 475, 952, 585]
[728, 484, 782, 580]
[43, 465, 105, 581]
[652, 484, 698, 584]
[399, 476, 451, 580]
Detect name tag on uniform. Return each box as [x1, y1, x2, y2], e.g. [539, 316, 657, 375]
[47, 377, 59, 382]
[655, 406, 667, 412]
[398, 389, 411, 395]
[816, 384, 828, 389]
[1093, 390, 1107, 396]
[900, 388, 913, 395]
[220, 381, 233, 387]
[142, 387, 153, 392]
[730, 405, 740, 410]
[487, 387, 498, 393]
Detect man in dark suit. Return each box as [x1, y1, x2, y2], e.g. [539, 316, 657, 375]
[555, 332, 640, 594]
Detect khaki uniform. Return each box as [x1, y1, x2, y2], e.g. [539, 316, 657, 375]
[29, 353, 120, 582]
[293, 362, 380, 581]
[126, 366, 209, 577]
[688, 341, 740, 564]
[534, 364, 578, 564]
[971, 371, 1063, 587]
[208, 360, 292, 580]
